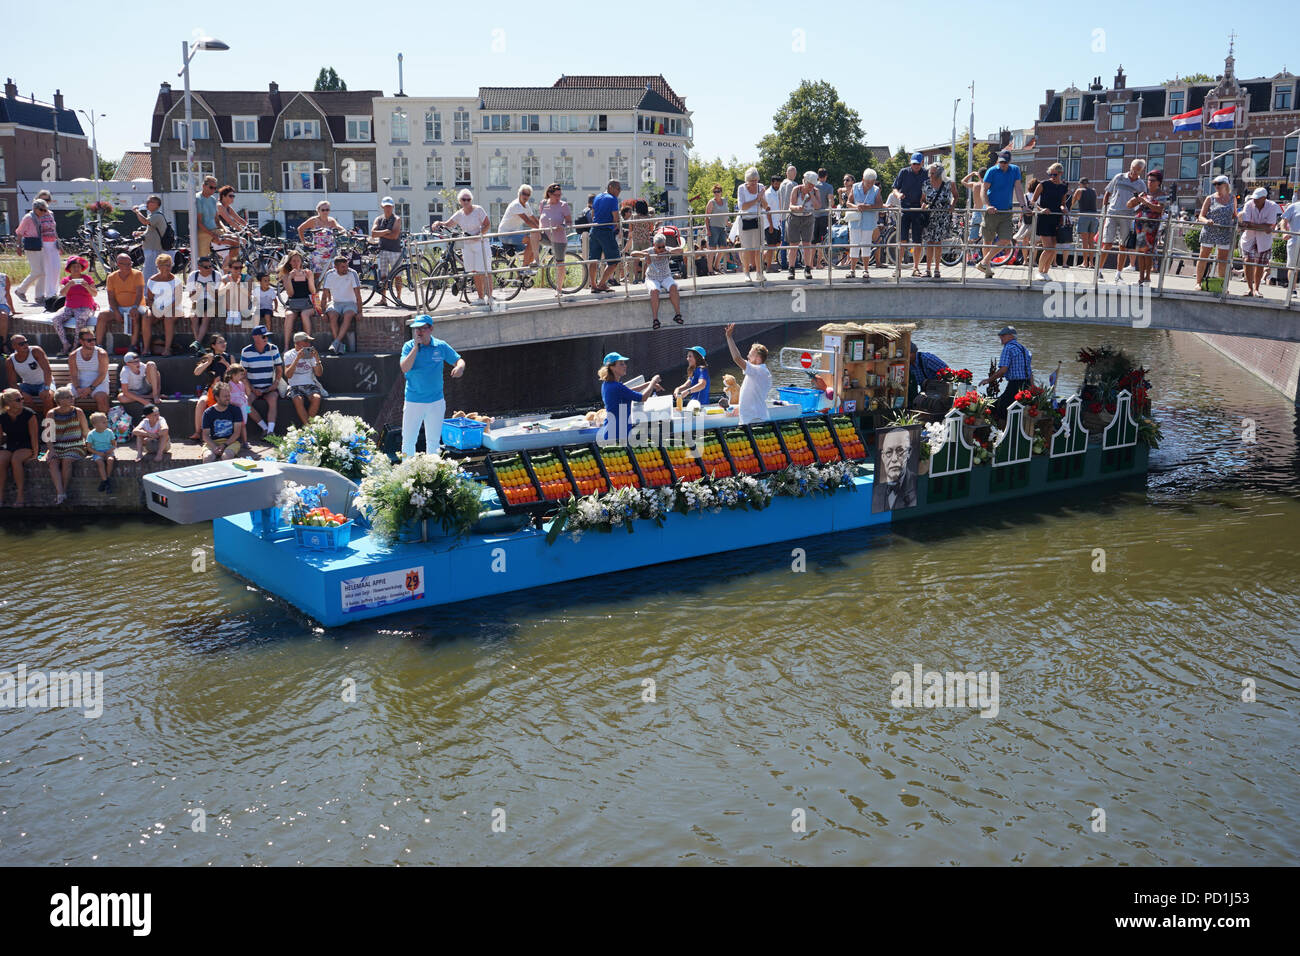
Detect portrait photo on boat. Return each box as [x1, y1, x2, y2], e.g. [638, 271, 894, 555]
[872, 425, 920, 513]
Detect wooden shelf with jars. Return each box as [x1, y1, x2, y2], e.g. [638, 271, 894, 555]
[817, 322, 914, 420]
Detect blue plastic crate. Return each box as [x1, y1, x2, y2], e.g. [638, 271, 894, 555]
[778, 386, 821, 413]
[293, 520, 353, 552]
[441, 416, 487, 450]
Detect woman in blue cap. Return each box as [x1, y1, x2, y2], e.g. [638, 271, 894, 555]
[399, 314, 465, 458]
[597, 352, 661, 443]
[673, 346, 710, 406]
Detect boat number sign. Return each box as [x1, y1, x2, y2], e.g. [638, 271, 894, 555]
[341, 566, 426, 613]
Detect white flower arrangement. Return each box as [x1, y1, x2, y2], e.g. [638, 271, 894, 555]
[267, 411, 379, 482]
[545, 460, 850, 544]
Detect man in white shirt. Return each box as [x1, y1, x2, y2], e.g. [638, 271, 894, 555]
[763, 173, 785, 270]
[186, 256, 224, 353]
[499, 184, 540, 271]
[724, 322, 771, 425]
[319, 253, 363, 354]
[1239, 187, 1282, 298]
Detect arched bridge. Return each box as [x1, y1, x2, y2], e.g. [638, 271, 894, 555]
[427, 267, 1300, 352]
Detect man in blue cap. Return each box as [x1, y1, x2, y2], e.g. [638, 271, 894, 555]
[239, 324, 282, 435]
[892, 152, 928, 275]
[399, 314, 465, 457]
[980, 325, 1033, 424]
[597, 351, 661, 443]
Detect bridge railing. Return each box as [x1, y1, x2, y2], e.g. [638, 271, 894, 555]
[409, 197, 1299, 314]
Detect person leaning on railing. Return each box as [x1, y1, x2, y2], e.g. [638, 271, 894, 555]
[1238, 187, 1282, 299]
[846, 169, 883, 281]
[1194, 175, 1237, 289]
[786, 172, 821, 280]
[1127, 168, 1165, 286]
[976, 149, 1026, 278]
[735, 167, 770, 281]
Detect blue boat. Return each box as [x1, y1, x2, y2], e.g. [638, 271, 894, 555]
[143, 393, 1151, 627]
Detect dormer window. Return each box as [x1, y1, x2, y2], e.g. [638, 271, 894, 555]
[1064, 98, 1080, 120]
[1275, 84, 1293, 111]
[1168, 90, 1185, 115]
[1109, 104, 1126, 131]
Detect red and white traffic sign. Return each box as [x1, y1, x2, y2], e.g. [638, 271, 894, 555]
[800, 352, 813, 369]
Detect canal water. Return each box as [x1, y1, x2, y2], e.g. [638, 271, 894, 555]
[1, 323, 1297, 866]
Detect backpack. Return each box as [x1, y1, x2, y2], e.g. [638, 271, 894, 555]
[159, 217, 176, 250]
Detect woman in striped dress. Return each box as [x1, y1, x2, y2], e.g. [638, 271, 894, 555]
[45, 385, 89, 505]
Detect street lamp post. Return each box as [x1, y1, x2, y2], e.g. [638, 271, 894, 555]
[78, 108, 105, 263]
[951, 98, 961, 181]
[180, 35, 229, 267]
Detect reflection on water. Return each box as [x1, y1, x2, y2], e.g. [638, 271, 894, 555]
[1, 325, 1297, 865]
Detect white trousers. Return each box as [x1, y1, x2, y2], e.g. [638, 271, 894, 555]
[401, 398, 446, 458]
[40, 241, 60, 297]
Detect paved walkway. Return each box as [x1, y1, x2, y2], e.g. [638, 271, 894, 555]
[419, 258, 1300, 320]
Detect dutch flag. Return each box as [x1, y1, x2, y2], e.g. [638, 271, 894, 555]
[1207, 105, 1237, 130]
[1171, 107, 1202, 133]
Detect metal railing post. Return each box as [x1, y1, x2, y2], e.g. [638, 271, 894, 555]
[960, 201, 970, 286]
[893, 208, 902, 284]
[1156, 212, 1175, 297]
[1092, 207, 1106, 291]
[685, 214, 699, 297]
[1026, 207, 1039, 286]
[1220, 218, 1238, 302]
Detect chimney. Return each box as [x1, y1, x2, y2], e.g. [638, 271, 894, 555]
[1045, 89, 1056, 107]
[53, 89, 64, 112]
[1114, 66, 1126, 90]
[159, 81, 172, 109]
[269, 81, 279, 95]
[1091, 76, 1103, 91]
[4, 78, 16, 99]
[269, 80, 282, 113]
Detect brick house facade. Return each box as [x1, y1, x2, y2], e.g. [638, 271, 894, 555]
[1029, 50, 1298, 210]
[148, 81, 381, 236]
[0, 79, 92, 233]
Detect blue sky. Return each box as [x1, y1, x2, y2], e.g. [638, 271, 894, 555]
[2, 0, 1291, 168]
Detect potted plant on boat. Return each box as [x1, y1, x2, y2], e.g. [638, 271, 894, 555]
[266, 412, 380, 483]
[355, 453, 485, 544]
[952, 391, 994, 443]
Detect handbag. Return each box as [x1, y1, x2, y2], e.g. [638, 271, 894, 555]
[44, 295, 66, 312]
[741, 217, 759, 230]
[23, 236, 42, 251]
[1056, 216, 1074, 245]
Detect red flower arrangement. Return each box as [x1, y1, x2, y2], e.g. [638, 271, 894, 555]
[936, 367, 974, 383]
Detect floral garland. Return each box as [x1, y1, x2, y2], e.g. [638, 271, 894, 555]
[267, 412, 379, 482]
[545, 460, 857, 544]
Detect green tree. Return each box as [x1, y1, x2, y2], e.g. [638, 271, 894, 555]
[98, 156, 119, 181]
[313, 67, 348, 92]
[1164, 72, 1214, 84]
[686, 155, 752, 214]
[756, 80, 874, 182]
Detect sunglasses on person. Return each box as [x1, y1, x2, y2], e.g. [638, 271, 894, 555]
[79, 335, 94, 342]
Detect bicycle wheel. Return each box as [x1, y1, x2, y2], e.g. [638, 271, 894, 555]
[423, 261, 450, 311]
[358, 264, 380, 306]
[940, 234, 963, 267]
[490, 251, 525, 301]
[389, 263, 423, 310]
[541, 251, 588, 294]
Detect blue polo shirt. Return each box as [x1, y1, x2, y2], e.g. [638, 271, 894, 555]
[402, 336, 461, 403]
[684, 366, 710, 402]
[983, 164, 1023, 210]
[600, 380, 642, 442]
[892, 167, 926, 207]
[195, 191, 218, 231]
[591, 191, 619, 230]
